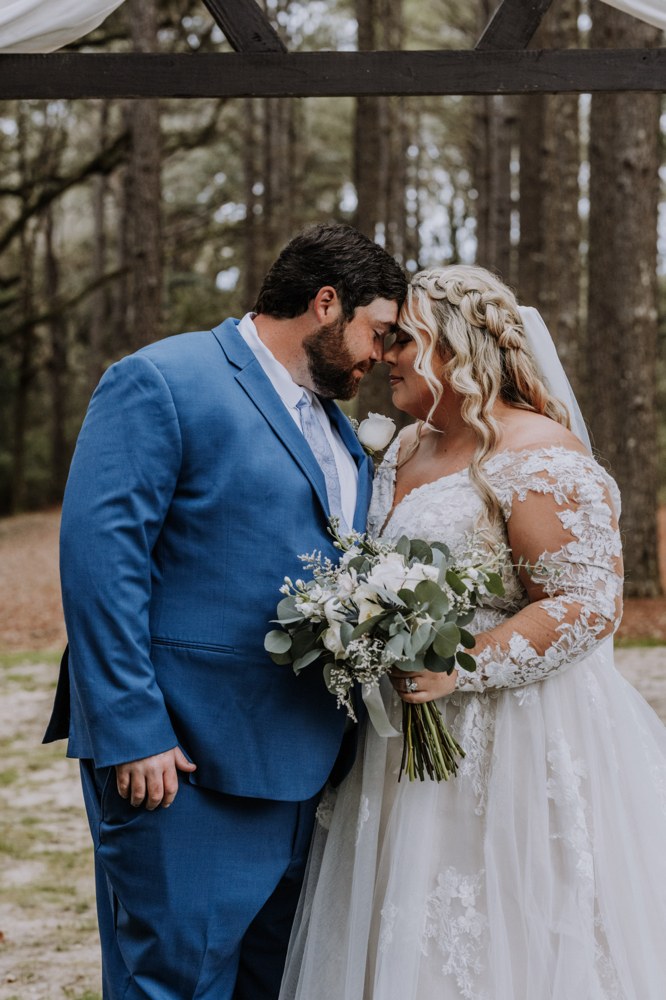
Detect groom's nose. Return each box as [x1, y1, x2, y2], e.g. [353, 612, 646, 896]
[370, 336, 384, 362]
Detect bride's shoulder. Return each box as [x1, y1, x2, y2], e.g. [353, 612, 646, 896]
[496, 409, 589, 459]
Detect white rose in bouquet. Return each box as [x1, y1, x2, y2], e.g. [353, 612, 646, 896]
[357, 412, 396, 455]
[404, 562, 439, 588]
[323, 621, 345, 657]
[366, 552, 408, 594]
[324, 597, 344, 624]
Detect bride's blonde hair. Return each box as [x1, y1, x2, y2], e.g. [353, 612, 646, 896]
[399, 264, 570, 528]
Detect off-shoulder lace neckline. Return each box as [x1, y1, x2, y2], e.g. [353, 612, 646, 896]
[379, 442, 595, 536]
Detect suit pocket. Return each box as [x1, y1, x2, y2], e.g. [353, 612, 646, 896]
[150, 637, 235, 654]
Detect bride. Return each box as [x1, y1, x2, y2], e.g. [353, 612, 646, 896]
[279, 265, 666, 1000]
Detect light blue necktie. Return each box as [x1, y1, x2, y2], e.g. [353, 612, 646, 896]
[296, 391, 348, 533]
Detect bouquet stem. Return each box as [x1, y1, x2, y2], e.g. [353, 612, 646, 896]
[399, 701, 465, 782]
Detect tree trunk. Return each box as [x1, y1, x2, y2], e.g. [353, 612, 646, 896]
[474, 94, 514, 282]
[44, 206, 68, 502]
[353, 0, 380, 241]
[243, 97, 261, 313]
[587, 1, 660, 597]
[517, 0, 581, 393]
[354, 0, 411, 430]
[11, 223, 35, 514]
[89, 100, 109, 396]
[473, 1, 514, 281]
[111, 143, 131, 354]
[517, 92, 546, 307]
[10, 106, 36, 515]
[127, 0, 162, 351]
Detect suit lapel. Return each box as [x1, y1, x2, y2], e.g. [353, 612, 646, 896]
[321, 399, 374, 533]
[213, 320, 331, 520]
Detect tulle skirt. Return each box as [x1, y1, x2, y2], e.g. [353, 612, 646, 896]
[279, 641, 666, 1000]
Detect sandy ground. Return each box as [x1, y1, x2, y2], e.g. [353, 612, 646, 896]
[2, 509, 666, 999]
[0, 513, 66, 654]
[0, 650, 665, 1000]
[0, 655, 101, 1000]
[2, 507, 666, 651]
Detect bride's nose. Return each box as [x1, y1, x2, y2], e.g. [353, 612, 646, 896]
[383, 342, 398, 366]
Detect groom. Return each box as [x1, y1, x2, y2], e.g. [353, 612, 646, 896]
[44, 223, 406, 1000]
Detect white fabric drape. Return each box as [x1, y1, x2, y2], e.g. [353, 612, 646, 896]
[600, 0, 666, 30]
[0, 0, 664, 55]
[0, 0, 125, 53]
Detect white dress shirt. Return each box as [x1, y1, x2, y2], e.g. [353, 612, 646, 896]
[237, 313, 359, 528]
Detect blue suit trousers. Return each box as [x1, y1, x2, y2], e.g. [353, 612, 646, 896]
[80, 762, 319, 1000]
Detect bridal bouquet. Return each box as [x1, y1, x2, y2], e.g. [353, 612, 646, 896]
[264, 521, 507, 782]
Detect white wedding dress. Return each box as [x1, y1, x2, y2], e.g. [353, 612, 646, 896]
[280, 437, 666, 1000]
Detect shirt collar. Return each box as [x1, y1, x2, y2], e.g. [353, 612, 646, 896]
[237, 312, 308, 410]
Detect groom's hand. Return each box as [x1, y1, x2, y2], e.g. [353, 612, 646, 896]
[115, 747, 197, 810]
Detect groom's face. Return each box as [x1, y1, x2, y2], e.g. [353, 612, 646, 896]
[303, 297, 398, 400]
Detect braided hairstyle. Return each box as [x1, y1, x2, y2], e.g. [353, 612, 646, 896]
[399, 264, 570, 529]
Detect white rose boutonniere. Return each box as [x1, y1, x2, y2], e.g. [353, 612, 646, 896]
[351, 412, 396, 457]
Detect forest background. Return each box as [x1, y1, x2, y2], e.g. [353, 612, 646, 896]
[1, 0, 665, 598]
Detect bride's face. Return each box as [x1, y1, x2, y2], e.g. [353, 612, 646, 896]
[383, 318, 452, 422]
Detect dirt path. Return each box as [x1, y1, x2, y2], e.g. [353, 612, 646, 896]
[2, 508, 666, 651]
[1, 649, 665, 1000]
[0, 512, 66, 653]
[0, 655, 101, 1000]
[1, 509, 666, 999]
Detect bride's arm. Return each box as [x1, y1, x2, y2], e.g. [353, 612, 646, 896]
[455, 448, 623, 693]
[392, 447, 623, 703]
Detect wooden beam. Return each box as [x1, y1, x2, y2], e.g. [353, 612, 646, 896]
[1, 48, 666, 100]
[201, 0, 286, 53]
[476, 0, 555, 50]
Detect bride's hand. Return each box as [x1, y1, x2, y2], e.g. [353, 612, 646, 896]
[389, 667, 458, 703]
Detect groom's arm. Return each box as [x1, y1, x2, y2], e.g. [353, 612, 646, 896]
[61, 353, 184, 776]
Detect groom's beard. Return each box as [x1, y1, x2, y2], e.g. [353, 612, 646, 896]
[303, 317, 374, 400]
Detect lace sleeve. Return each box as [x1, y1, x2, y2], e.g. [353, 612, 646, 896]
[455, 446, 623, 693]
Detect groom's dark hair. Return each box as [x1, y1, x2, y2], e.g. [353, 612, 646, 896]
[254, 224, 407, 321]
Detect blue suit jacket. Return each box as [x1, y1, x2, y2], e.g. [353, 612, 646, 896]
[44, 319, 374, 801]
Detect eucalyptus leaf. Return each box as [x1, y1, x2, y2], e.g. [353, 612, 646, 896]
[413, 579, 450, 619]
[323, 661, 334, 692]
[382, 633, 404, 663]
[424, 646, 455, 673]
[395, 535, 411, 558]
[432, 621, 460, 659]
[264, 630, 292, 654]
[458, 628, 476, 650]
[270, 650, 293, 666]
[456, 610, 476, 627]
[290, 630, 317, 660]
[397, 588, 417, 608]
[293, 648, 322, 673]
[347, 555, 367, 572]
[351, 613, 386, 640]
[431, 541, 451, 560]
[409, 539, 433, 564]
[396, 654, 425, 673]
[277, 596, 301, 621]
[340, 621, 354, 649]
[411, 621, 432, 656]
[414, 579, 441, 607]
[456, 650, 477, 672]
[485, 572, 506, 596]
[445, 569, 468, 596]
